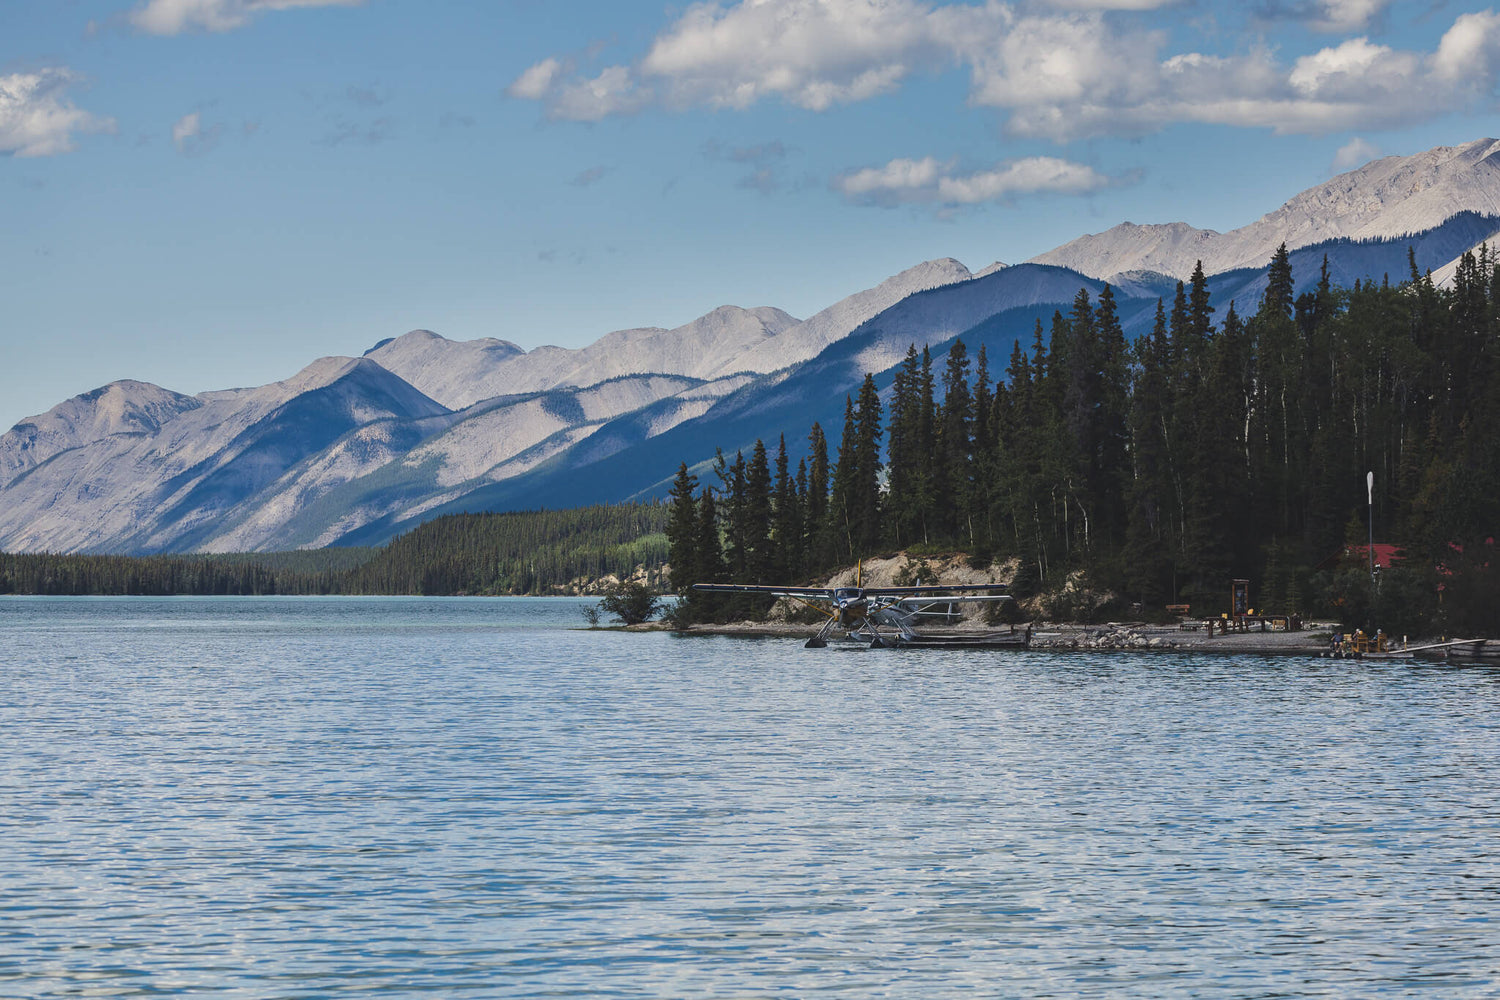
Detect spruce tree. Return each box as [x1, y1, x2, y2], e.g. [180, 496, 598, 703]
[806, 421, 832, 569]
[853, 373, 884, 556]
[885, 345, 926, 548]
[771, 435, 801, 582]
[936, 338, 972, 545]
[665, 463, 699, 593]
[744, 439, 774, 584]
[828, 397, 860, 564]
[690, 488, 725, 621]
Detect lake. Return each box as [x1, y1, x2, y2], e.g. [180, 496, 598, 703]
[2, 596, 1497, 997]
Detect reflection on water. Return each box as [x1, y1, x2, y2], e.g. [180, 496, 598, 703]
[1, 597, 1497, 997]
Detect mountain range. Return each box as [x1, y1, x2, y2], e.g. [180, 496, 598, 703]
[7, 138, 1500, 555]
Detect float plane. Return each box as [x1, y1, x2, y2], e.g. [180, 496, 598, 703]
[691, 573, 1026, 649]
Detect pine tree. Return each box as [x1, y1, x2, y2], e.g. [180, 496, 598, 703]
[853, 373, 884, 556]
[771, 435, 801, 581]
[936, 338, 972, 545]
[744, 439, 774, 584]
[665, 463, 699, 592]
[1124, 299, 1174, 605]
[719, 449, 749, 583]
[806, 421, 832, 569]
[690, 488, 725, 621]
[828, 396, 860, 564]
[885, 345, 928, 548]
[970, 343, 994, 555]
[1095, 284, 1131, 552]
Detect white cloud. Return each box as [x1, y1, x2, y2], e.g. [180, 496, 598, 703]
[1044, 0, 1184, 8]
[1430, 10, 1500, 83]
[548, 66, 651, 121]
[507, 57, 565, 101]
[172, 110, 200, 148]
[1332, 136, 1381, 171]
[639, 0, 954, 111]
[1309, 0, 1391, 33]
[517, 0, 973, 120]
[994, 17, 1500, 140]
[964, 12, 1163, 112]
[835, 154, 1118, 207]
[837, 156, 945, 202]
[511, 1, 1500, 142]
[1288, 38, 1412, 96]
[128, 0, 364, 35]
[0, 69, 115, 157]
[171, 110, 222, 154]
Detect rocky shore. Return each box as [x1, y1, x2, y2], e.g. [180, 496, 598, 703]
[667, 619, 1345, 657]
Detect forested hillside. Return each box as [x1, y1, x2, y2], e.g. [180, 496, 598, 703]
[340, 506, 667, 595]
[0, 505, 667, 597]
[667, 246, 1500, 635]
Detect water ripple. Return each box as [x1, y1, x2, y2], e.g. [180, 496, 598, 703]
[1, 598, 1496, 997]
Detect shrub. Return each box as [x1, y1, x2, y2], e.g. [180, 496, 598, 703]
[598, 581, 661, 625]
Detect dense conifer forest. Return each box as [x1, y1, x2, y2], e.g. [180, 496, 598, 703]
[667, 246, 1500, 635]
[0, 505, 667, 597]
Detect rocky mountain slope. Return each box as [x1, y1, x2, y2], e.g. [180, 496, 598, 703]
[0, 261, 971, 553]
[366, 306, 799, 410]
[1031, 137, 1500, 282]
[7, 139, 1500, 554]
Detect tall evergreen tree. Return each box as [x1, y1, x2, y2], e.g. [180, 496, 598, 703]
[806, 421, 832, 569]
[770, 435, 802, 581]
[885, 345, 929, 547]
[936, 338, 972, 544]
[853, 373, 884, 556]
[828, 396, 860, 564]
[665, 463, 699, 592]
[744, 439, 774, 583]
[1124, 299, 1175, 604]
[689, 488, 725, 621]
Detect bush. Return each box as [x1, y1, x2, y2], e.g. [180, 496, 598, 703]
[598, 581, 662, 625]
[660, 598, 693, 631]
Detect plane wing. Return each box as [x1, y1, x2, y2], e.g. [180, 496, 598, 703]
[691, 583, 834, 598]
[691, 583, 1008, 599]
[891, 594, 1013, 604]
[865, 584, 1008, 596]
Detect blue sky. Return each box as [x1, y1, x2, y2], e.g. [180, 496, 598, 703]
[6, 0, 1500, 429]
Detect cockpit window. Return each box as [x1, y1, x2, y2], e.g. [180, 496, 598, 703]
[833, 588, 862, 601]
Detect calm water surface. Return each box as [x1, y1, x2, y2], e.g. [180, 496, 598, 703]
[1, 597, 1497, 997]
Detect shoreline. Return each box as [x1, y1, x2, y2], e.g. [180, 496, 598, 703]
[655, 620, 1433, 658]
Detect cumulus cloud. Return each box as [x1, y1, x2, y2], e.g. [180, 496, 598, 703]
[507, 57, 565, 100]
[1332, 135, 1381, 171]
[0, 69, 115, 157]
[128, 0, 364, 35]
[835, 154, 1121, 208]
[1045, 0, 1186, 8]
[509, 0, 1500, 143]
[638, 0, 949, 111]
[1310, 0, 1391, 32]
[511, 0, 965, 120]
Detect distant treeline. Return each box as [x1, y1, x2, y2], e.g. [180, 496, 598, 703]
[668, 245, 1500, 635]
[0, 504, 668, 597]
[339, 506, 668, 595]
